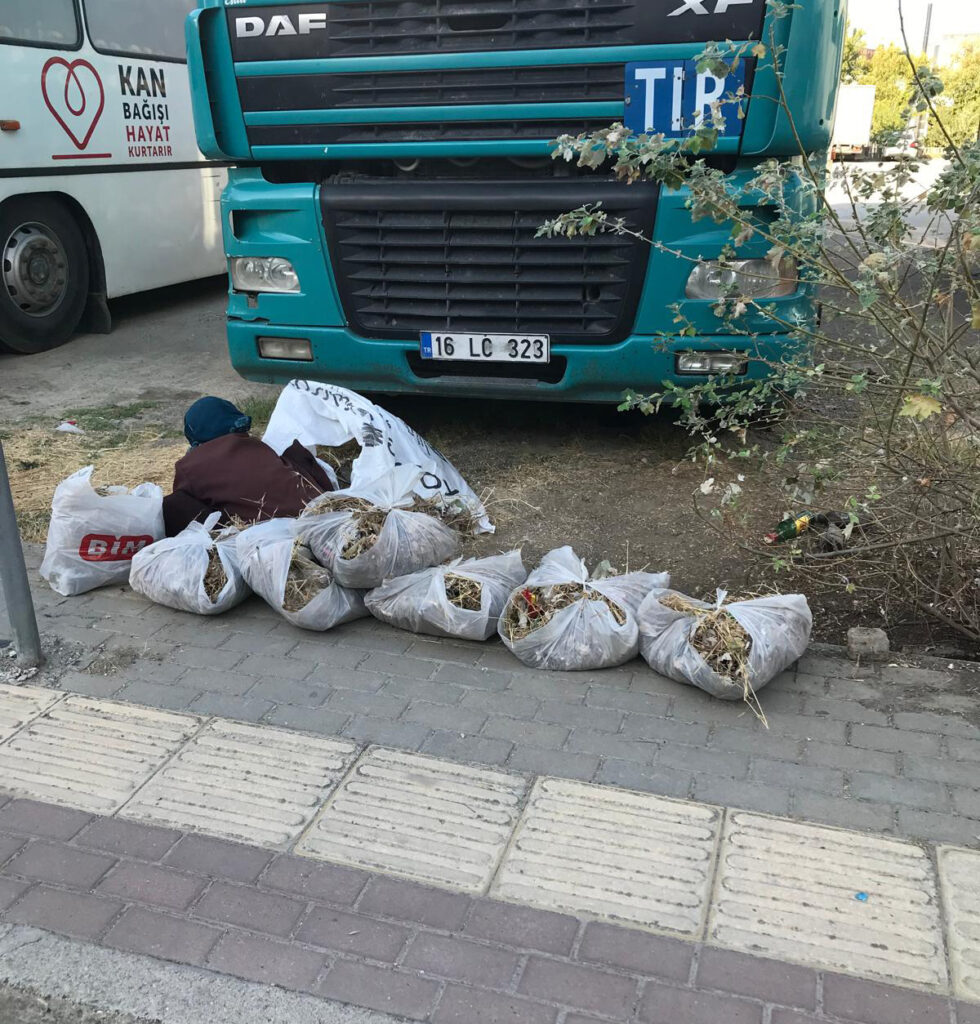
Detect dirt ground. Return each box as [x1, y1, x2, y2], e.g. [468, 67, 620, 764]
[0, 275, 962, 653]
[0, 984, 148, 1024]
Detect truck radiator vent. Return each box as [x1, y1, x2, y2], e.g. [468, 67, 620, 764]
[305, 0, 634, 57]
[320, 179, 658, 345]
[238, 63, 625, 112]
[248, 118, 613, 147]
[228, 1, 767, 62]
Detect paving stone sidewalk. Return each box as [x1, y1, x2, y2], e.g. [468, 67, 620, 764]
[0, 794, 975, 1024]
[10, 555, 979, 851]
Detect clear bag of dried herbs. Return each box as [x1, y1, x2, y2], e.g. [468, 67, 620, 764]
[236, 517, 367, 631]
[365, 551, 526, 642]
[499, 547, 669, 671]
[129, 512, 249, 616]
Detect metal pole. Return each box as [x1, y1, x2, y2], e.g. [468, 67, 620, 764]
[0, 441, 42, 667]
[921, 2, 933, 56]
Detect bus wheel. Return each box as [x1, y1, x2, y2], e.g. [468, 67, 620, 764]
[0, 197, 89, 354]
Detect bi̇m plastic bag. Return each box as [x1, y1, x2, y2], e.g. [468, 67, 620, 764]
[237, 518, 367, 631]
[129, 513, 250, 615]
[302, 467, 461, 590]
[637, 589, 812, 704]
[262, 380, 492, 531]
[365, 551, 527, 642]
[498, 546, 669, 671]
[40, 466, 165, 596]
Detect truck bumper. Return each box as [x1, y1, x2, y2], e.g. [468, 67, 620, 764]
[228, 321, 802, 404]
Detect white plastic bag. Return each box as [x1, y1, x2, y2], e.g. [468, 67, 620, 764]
[637, 589, 812, 701]
[365, 551, 527, 642]
[236, 518, 367, 631]
[302, 467, 461, 590]
[262, 380, 492, 531]
[498, 546, 669, 671]
[129, 513, 250, 615]
[40, 466, 164, 596]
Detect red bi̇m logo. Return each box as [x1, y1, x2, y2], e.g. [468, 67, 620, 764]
[79, 534, 153, 563]
[41, 57, 106, 151]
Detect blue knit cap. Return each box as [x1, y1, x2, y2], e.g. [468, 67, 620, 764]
[183, 397, 252, 447]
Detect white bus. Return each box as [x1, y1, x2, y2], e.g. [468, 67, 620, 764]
[0, 0, 225, 353]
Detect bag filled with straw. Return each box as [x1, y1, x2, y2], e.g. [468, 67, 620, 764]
[498, 546, 669, 671]
[366, 551, 526, 641]
[237, 517, 366, 631]
[130, 512, 249, 615]
[302, 466, 463, 590]
[636, 589, 812, 722]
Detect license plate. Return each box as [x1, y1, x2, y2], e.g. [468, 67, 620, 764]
[420, 332, 550, 364]
[624, 59, 747, 138]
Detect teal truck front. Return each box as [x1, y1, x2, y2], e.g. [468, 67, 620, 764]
[186, 0, 844, 402]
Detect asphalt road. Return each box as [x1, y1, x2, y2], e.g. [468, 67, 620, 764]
[1, 276, 270, 424]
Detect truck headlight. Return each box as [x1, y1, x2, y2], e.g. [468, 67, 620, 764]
[676, 352, 748, 375]
[230, 256, 300, 293]
[686, 258, 797, 300]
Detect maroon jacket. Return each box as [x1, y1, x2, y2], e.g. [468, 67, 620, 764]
[163, 435, 332, 536]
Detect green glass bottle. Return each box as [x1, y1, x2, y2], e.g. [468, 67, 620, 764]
[764, 511, 817, 545]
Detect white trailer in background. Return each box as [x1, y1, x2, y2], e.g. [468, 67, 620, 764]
[831, 83, 876, 160]
[0, 0, 226, 354]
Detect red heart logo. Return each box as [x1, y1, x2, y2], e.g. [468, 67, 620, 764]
[41, 57, 105, 150]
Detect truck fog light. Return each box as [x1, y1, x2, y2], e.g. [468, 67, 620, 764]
[258, 337, 313, 361]
[230, 256, 300, 293]
[676, 351, 748, 375]
[686, 258, 797, 299]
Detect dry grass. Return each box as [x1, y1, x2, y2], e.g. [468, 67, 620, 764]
[4, 426, 185, 542]
[305, 493, 471, 561]
[409, 495, 482, 535]
[302, 494, 375, 517]
[283, 541, 332, 612]
[203, 548, 228, 603]
[339, 509, 388, 560]
[445, 573, 482, 611]
[502, 583, 627, 641]
[315, 439, 361, 488]
[658, 594, 765, 726]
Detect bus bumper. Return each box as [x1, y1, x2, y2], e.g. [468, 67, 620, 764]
[228, 321, 802, 404]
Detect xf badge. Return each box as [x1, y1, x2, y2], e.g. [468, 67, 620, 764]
[668, 0, 756, 15]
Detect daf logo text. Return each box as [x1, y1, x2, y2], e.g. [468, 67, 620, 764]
[235, 12, 329, 37]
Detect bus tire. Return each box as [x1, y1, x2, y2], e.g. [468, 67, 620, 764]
[0, 196, 90, 354]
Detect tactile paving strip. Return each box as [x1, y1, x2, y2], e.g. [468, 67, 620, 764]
[0, 696, 199, 814]
[492, 777, 721, 936]
[0, 684, 61, 743]
[297, 747, 527, 893]
[938, 846, 980, 1003]
[121, 719, 359, 847]
[709, 811, 947, 989]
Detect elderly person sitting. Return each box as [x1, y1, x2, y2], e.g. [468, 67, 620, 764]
[162, 397, 332, 536]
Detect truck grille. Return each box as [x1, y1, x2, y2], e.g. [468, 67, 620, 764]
[320, 178, 658, 343]
[237, 63, 624, 112]
[228, 0, 766, 62]
[248, 118, 613, 147]
[322, 0, 635, 55]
